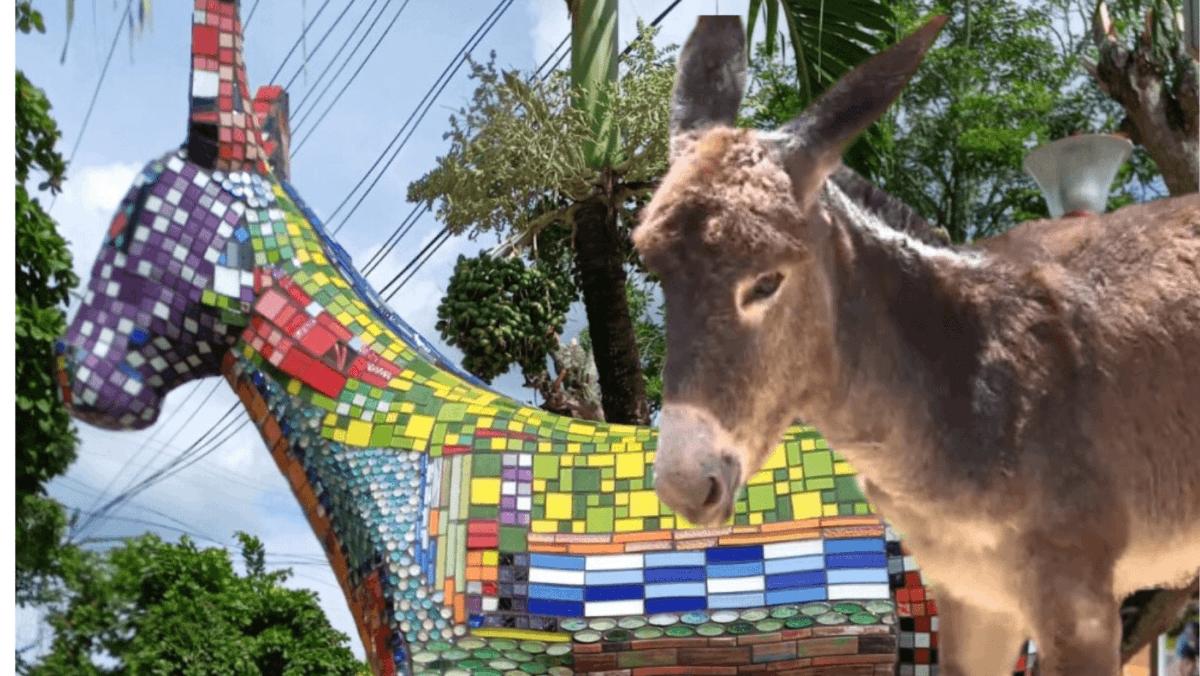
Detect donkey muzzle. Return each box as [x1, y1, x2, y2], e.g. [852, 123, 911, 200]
[654, 404, 743, 527]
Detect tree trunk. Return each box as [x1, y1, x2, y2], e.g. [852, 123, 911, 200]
[1091, 5, 1199, 196]
[571, 195, 649, 425]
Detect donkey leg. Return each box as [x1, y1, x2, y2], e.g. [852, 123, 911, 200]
[1022, 551, 1122, 675]
[936, 592, 1027, 676]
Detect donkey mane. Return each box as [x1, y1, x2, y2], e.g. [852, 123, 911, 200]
[827, 166, 949, 248]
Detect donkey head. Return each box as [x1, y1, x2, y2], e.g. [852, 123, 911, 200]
[56, 0, 277, 429]
[635, 16, 945, 525]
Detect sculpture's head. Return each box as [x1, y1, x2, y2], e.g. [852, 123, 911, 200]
[55, 0, 283, 429]
[635, 16, 944, 525]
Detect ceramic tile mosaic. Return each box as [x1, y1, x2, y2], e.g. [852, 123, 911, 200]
[55, 1, 1037, 674]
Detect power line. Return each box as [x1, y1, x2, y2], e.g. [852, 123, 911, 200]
[369, 0, 686, 298]
[282, 0, 361, 92]
[267, 0, 334, 85]
[73, 402, 245, 538]
[288, 0, 386, 119]
[243, 0, 262, 29]
[75, 379, 219, 526]
[52, 0, 133, 213]
[323, 0, 515, 232]
[290, 0, 411, 142]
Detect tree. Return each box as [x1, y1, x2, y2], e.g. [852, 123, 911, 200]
[409, 32, 675, 425]
[744, 1, 1164, 243]
[26, 533, 365, 675]
[1088, 0, 1198, 195]
[15, 0, 80, 605]
[746, 0, 899, 175]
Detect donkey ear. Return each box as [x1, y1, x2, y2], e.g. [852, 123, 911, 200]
[670, 16, 747, 161]
[778, 15, 947, 206]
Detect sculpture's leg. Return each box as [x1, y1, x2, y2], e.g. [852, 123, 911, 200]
[936, 592, 1027, 676]
[1022, 543, 1122, 676]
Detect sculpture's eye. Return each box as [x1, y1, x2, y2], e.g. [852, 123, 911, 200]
[741, 272, 784, 307]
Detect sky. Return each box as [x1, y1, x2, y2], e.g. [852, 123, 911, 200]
[16, 0, 752, 660]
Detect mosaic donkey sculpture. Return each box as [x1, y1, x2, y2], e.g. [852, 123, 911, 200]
[55, 2, 1035, 674]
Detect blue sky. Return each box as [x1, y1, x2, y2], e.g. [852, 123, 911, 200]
[16, 0, 751, 658]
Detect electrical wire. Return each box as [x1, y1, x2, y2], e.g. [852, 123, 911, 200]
[267, 0, 334, 86]
[288, 0, 385, 119]
[281, 0, 361, 92]
[320, 0, 514, 230]
[289, 0, 410, 140]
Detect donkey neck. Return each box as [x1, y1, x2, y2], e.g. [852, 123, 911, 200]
[802, 181, 994, 484]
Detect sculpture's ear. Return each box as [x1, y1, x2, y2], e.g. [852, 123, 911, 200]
[776, 15, 946, 208]
[186, 0, 268, 174]
[669, 15, 747, 162]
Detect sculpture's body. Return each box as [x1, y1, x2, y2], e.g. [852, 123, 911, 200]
[637, 15, 1200, 676]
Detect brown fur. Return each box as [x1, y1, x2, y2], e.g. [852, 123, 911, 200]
[641, 15, 1200, 676]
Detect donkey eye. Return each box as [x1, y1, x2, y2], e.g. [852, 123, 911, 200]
[742, 272, 784, 307]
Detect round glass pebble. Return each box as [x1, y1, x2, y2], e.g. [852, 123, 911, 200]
[755, 619, 784, 632]
[488, 659, 518, 670]
[770, 606, 800, 619]
[588, 618, 616, 631]
[519, 663, 548, 675]
[816, 611, 848, 625]
[573, 630, 601, 643]
[665, 625, 695, 637]
[618, 617, 646, 630]
[559, 619, 588, 632]
[549, 668, 573, 676]
[801, 602, 831, 616]
[785, 616, 815, 629]
[633, 626, 664, 640]
[545, 644, 571, 657]
[833, 602, 864, 615]
[865, 600, 895, 614]
[411, 651, 439, 664]
[503, 650, 533, 663]
[711, 610, 740, 623]
[681, 612, 708, 625]
[458, 637, 487, 650]
[425, 640, 453, 653]
[648, 613, 679, 626]
[602, 629, 630, 642]
[442, 648, 470, 661]
[696, 623, 724, 637]
[727, 621, 754, 635]
[740, 609, 769, 622]
[850, 612, 879, 625]
[518, 641, 546, 654]
[489, 639, 517, 651]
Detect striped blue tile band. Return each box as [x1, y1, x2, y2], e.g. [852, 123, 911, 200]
[646, 596, 706, 613]
[644, 566, 705, 583]
[766, 570, 826, 590]
[645, 582, 707, 598]
[826, 552, 887, 569]
[766, 587, 827, 605]
[764, 555, 823, 575]
[584, 584, 644, 602]
[827, 568, 889, 584]
[644, 551, 705, 568]
[530, 553, 585, 570]
[825, 538, 885, 554]
[585, 569, 643, 586]
[709, 591, 766, 608]
[707, 561, 764, 578]
[528, 584, 583, 601]
[706, 545, 763, 563]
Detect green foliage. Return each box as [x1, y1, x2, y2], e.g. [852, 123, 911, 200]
[436, 254, 575, 383]
[15, 1, 80, 604]
[748, 1, 1163, 242]
[407, 28, 675, 245]
[26, 534, 364, 675]
[745, 0, 899, 174]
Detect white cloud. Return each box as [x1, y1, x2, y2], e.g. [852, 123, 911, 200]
[54, 161, 142, 284]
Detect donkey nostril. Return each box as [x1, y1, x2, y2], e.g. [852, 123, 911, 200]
[702, 476, 724, 509]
